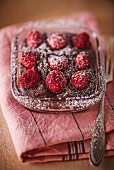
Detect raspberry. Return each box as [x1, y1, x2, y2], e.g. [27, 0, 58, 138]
[27, 30, 42, 48]
[72, 32, 90, 49]
[48, 55, 68, 71]
[45, 70, 67, 93]
[19, 69, 40, 88]
[75, 51, 90, 69]
[47, 33, 67, 50]
[70, 71, 90, 89]
[20, 51, 37, 68]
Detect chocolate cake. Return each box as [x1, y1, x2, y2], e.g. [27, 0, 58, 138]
[11, 26, 105, 112]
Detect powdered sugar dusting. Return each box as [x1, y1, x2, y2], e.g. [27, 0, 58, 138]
[11, 23, 105, 112]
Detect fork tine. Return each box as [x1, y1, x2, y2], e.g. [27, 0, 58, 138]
[110, 37, 114, 79]
[101, 36, 114, 83]
[108, 36, 113, 82]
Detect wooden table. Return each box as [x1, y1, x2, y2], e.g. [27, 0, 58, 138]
[0, 0, 114, 170]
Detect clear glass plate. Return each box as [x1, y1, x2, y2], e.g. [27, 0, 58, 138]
[11, 19, 106, 112]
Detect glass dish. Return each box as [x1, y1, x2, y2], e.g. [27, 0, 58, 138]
[11, 19, 106, 112]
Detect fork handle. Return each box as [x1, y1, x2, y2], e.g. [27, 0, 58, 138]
[90, 97, 105, 166]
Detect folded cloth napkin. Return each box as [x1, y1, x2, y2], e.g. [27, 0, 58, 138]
[0, 12, 114, 163]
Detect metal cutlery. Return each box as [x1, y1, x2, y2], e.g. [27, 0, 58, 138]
[90, 36, 114, 166]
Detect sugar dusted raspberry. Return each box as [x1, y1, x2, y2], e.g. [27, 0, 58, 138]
[20, 51, 37, 68]
[48, 55, 68, 71]
[45, 70, 67, 93]
[27, 30, 42, 48]
[75, 51, 90, 69]
[19, 69, 40, 88]
[47, 33, 67, 50]
[72, 32, 90, 49]
[70, 71, 90, 89]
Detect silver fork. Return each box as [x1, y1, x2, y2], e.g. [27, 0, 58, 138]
[90, 36, 114, 166]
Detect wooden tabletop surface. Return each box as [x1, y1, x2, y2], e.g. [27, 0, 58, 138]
[0, 0, 114, 170]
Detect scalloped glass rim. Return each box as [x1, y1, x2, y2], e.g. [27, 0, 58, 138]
[11, 19, 106, 112]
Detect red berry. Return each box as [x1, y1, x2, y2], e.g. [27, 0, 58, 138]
[75, 51, 90, 69]
[70, 71, 90, 89]
[72, 32, 90, 49]
[47, 33, 67, 50]
[27, 30, 42, 48]
[45, 70, 67, 93]
[19, 69, 40, 88]
[20, 51, 37, 68]
[48, 55, 68, 71]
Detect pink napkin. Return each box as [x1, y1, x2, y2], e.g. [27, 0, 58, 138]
[0, 12, 114, 163]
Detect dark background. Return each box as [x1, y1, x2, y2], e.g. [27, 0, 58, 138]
[0, 0, 114, 35]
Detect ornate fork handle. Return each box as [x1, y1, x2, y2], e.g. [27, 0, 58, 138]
[90, 97, 105, 166]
